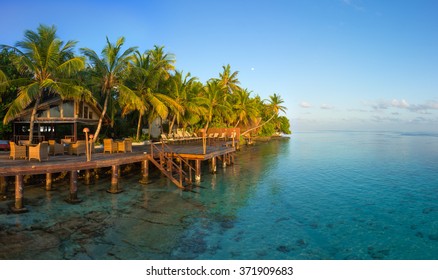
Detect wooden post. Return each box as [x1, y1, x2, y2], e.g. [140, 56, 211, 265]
[195, 159, 202, 182]
[211, 157, 217, 174]
[222, 155, 227, 168]
[11, 175, 27, 213]
[107, 165, 123, 194]
[66, 170, 81, 204]
[84, 169, 92, 185]
[94, 168, 99, 180]
[45, 173, 52, 191]
[139, 159, 151, 184]
[0, 176, 7, 197]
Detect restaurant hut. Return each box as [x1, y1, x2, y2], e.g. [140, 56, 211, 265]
[9, 96, 108, 143]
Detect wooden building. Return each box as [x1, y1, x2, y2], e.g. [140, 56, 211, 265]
[10, 96, 108, 143]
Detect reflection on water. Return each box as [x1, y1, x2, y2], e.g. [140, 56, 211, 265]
[1, 133, 438, 259]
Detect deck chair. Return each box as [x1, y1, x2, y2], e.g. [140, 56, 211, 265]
[49, 140, 64, 156]
[70, 140, 86, 156]
[103, 138, 118, 153]
[28, 142, 49, 162]
[161, 134, 175, 144]
[9, 142, 27, 160]
[117, 138, 133, 153]
[218, 132, 226, 141]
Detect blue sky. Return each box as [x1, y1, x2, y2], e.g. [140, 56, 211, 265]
[2, 0, 438, 132]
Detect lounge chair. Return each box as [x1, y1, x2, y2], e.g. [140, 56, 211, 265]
[70, 140, 86, 156]
[49, 140, 64, 156]
[28, 142, 49, 162]
[218, 132, 226, 141]
[161, 134, 175, 144]
[9, 142, 27, 160]
[104, 138, 118, 153]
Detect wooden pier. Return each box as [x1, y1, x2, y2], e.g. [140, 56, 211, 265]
[0, 142, 236, 213]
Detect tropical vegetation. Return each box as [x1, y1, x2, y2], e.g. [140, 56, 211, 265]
[0, 24, 291, 142]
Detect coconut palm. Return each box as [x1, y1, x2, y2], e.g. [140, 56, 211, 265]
[216, 64, 241, 95]
[80, 37, 137, 142]
[122, 50, 181, 140]
[232, 88, 259, 128]
[241, 93, 287, 136]
[168, 70, 204, 133]
[0, 24, 88, 142]
[0, 69, 7, 90]
[147, 45, 175, 90]
[195, 80, 230, 131]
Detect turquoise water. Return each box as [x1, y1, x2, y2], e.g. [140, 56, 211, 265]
[1, 131, 438, 259]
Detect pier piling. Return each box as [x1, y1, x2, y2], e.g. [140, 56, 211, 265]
[139, 160, 151, 184]
[107, 165, 123, 194]
[0, 176, 6, 196]
[45, 173, 52, 191]
[66, 170, 81, 204]
[195, 159, 202, 182]
[11, 175, 27, 213]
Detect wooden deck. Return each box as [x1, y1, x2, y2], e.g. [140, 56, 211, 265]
[0, 141, 236, 212]
[0, 143, 235, 177]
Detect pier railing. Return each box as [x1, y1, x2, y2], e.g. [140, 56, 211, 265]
[150, 141, 196, 188]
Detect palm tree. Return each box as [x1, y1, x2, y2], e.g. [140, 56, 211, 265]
[216, 64, 241, 95]
[241, 93, 287, 136]
[195, 80, 230, 131]
[147, 45, 175, 90]
[80, 37, 137, 142]
[232, 88, 259, 128]
[168, 70, 200, 133]
[0, 24, 88, 142]
[122, 50, 181, 140]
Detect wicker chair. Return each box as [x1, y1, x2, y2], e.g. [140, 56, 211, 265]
[49, 140, 64, 156]
[70, 140, 86, 156]
[9, 142, 27, 160]
[104, 138, 118, 153]
[28, 142, 49, 162]
[117, 138, 133, 153]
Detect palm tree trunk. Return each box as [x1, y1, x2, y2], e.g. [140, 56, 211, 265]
[92, 92, 109, 143]
[168, 115, 176, 134]
[28, 92, 42, 143]
[136, 111, 142, 141]
[241, 113, 276, 136]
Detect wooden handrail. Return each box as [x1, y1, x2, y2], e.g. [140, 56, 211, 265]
[150, 142, 194, 187]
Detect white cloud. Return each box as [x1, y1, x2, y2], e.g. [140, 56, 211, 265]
[300, 101, 312, 108]
[320, 104, 334, 110]
[409, 100, 438, 113]
[391, 99, 409, 109]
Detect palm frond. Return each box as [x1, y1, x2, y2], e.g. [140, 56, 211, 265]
[57, 57, 85, 76]
[3, 82, 40, 124]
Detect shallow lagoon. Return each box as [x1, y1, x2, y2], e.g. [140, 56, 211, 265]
[1, 131, 437, 259]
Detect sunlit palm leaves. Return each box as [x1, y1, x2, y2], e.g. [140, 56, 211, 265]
[80, 36, 137, 141]
[0, 24, 88, 141]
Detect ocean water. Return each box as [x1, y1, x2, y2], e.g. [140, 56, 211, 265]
[1, 131, 437, 260]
